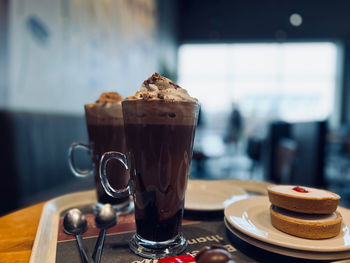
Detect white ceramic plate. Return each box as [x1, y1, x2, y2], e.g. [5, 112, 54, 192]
[222, 179, 271, 195]
[224, 196, 350, 252]
[185, 179, 247, 211]
[224, 218, 350, 261]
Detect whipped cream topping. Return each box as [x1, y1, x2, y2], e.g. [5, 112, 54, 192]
[268, 185, 340, 200]
[125, 73, 197, 102]
[85, 92, 123, 124]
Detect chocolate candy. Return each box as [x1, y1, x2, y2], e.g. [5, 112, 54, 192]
[195, 245, 234, 263]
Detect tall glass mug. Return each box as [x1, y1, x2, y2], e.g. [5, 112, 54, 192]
[68, 98, 132, 213]
[100, 100, 199, 258]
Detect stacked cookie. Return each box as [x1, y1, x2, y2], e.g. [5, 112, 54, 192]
[267, 185, 342, 239]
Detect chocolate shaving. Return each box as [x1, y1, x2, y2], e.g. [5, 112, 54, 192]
[169, 81, 180, 89]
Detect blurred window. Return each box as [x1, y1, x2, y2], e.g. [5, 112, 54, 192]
[178, 42, 339, 130]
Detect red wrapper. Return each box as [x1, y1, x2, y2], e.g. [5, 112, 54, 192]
[158, 254, 195, 263]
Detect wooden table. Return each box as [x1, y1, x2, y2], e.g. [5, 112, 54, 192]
[0, 202, 45, 263]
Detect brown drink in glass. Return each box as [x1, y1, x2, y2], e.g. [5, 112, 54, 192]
[99, 73, 199, 258]
[123, 100, 198, 242]
[69, 92, 131, 211]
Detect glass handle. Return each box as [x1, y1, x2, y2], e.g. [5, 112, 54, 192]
[68, 142, 94, 178]
[99, 151, 131, 198]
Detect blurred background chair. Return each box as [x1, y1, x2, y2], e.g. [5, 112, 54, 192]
[273, 138, 297, 184]
[246, 136, 263, 178]
[263, 121, 327, 187]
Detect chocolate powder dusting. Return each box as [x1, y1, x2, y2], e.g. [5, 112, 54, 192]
[142, 73, 182, 91]
[138, 92, 154, 100]
[151, 72, 162, 81]
[125, 72, 197, 102]
[96, 92, 123, 103]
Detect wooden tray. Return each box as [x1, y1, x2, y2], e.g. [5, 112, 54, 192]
[29, 179, 272, 263]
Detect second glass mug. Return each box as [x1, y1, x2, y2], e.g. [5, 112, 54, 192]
[68, 103, 133, 213]
[99, 100, 199, 259]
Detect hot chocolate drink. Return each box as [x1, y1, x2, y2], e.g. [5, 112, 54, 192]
[84, 92, 129, 206]
[123, 101, 198, 241]
[99, 73, 199, 258]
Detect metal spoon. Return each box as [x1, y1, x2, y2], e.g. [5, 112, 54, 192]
[93, 204, 117, 263]
[63, 208, 93, 263]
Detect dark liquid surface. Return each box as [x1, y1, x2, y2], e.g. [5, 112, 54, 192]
[125, 123, 196, 241]
[87, 124, 129, 205]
